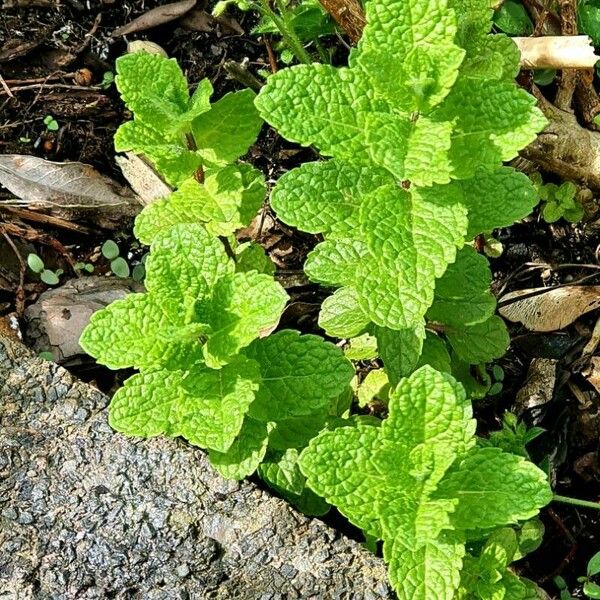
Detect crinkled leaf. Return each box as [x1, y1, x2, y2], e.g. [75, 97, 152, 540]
[427, 247, 496, 327]
[246, 330, 354, 421]
[193, 89, 263, 164]
[209, 417, 271, 479]
[134, 165, 265, 243]
[80, 293, 204, 371]
[145, 223, 234, 315]
[446, 315, 510, 364]
[434, 447, 553, 533]
[374, 323, 425, 386]
[109, 358, 261, 452]
[319, 287, 370, 338]
[271, 160, 391, 234]
[197, 271, 288, 367]
[235, 241, 275, 275]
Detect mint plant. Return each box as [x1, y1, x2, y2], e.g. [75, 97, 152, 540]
[531, 173, 584, 224]
[255, 0, 546, 385]
[81, 223, 354, 479]
[300, 366, 552, 600]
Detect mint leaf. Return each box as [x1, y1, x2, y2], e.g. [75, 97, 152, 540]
[434, 447, 553, 532]
[245, 330, 354, 421]
[446, 315, 510, 364]
[209, 417, 271, 479]
[114, 120, 201, 187]
[79, 293, 204, 371]
[235, 242, 275, 275]
[197, 270, 288, 367]
[109, 357, 260, 452]
[427, 247, 496, 328]
[145, 223, 233, 315]
[319, 287, 370, 338]
[193, 89, 263, 164]
[115, 53, 192, 132]
[374, 323, 425, 386]
[134, 164, 266, 244]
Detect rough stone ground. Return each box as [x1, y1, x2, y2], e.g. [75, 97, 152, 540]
[0, 336, 393, 599]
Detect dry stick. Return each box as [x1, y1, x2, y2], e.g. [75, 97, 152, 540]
[317, 0, 365, 43]
[555, 0, 579, 110]
[514, 35, 599, 69]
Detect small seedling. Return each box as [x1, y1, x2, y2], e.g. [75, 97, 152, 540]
[27, 252, 61, 286]
[555, 576, 576, 600]
[38, 351, 55, 361]
[101, 240, 131, 278]
[19, 136, 31, 144]
[531, 173, 584, 223]
[578, 551, 600, 598]
[99, 71, 115, 90]
[74, 262, 95, 274]
[43, 115, 59, 131]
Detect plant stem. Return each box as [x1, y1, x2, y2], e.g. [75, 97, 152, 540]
[257, 0, 312, 65]
[553, 494, 600, 510]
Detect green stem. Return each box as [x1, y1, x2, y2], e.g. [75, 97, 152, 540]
[314, 38, 329, 63]
[257, 0, 312, 65]
[553, 494, 600, 510]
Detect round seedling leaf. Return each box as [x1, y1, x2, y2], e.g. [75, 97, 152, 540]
[132, 263, 145, 282]
[84, 263, 95, 273]
[27, 253, 45, 273]
[102, 240, 120, 260]
[111, 257, 130, 278]
[588, 552, 600, 577]
[38, 351, 54, 361]
[584, 581, 600, 599]
[40, 269, 60, 285]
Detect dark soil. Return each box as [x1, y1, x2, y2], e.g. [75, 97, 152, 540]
[2, 1, 600, 598]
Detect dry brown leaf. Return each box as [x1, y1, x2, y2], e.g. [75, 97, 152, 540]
[585, 356, 600, 394]
[115, 153, 171, 206]
[0, 155, 140, 217]
[498, 286, 600, 332]
[111, 0, 197, 36]
[515, 358, 557, 416]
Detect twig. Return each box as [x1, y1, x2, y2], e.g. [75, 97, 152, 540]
[0, 206, 92, 234]
[223, 60, 262, 91]
[0, 83, 102, 96]
[0, 230, 26, 317]
[264, 35, 278, 73]
[514, 36, 599, 69]
[555, 0, 579, 110]
[0, 74, 14, 99]
[317, 0, 365, 43]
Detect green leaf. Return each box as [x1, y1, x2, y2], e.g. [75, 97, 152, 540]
[494, 0, 533, 35]
[134, 165, 266, 244]
[344, 333, 378, 361]
[114, 119, 201, 187]
[197, 270, 288, 367]
[27, 253, 44, 273]
[427, 246, 496, 328]
[102, 240, 120, 260]
[357, 368, 390, 407]
[584, 581, 600, 599]
[374, 323, 425, 386]
[588, 551, 600, 577]
[580, 1, 600, 46]
[80, 293, 204, 370]
[208, 417, 271, 479]
[235, 242, 275, 275]
[319, 287, 370, 338]
[115, 53, 192, 133]
[445, 315, 510, 364]
[271, 160, 392, 235]
[109, 357, 261, 452]
[40, 269, 59, 285]
[246, 330, 354, 421]
[434, 447, 553, 533]
[193, 89, 263, 164]
[144, 223, 234, 315]
[111, 257, 130, 278]
[416, 332, 452, 373]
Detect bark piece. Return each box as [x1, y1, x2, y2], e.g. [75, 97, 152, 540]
[514, 35, 599, 69]
[0, 336, 393, 599]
